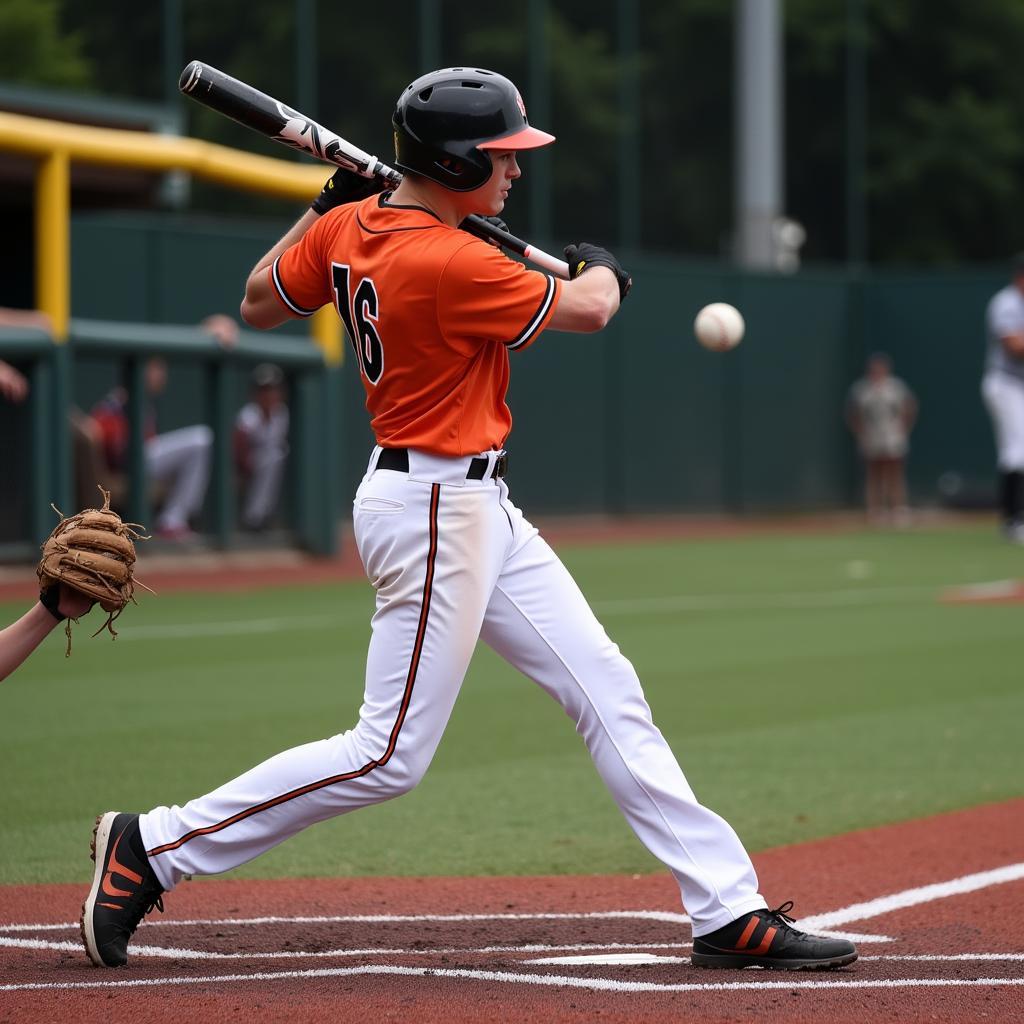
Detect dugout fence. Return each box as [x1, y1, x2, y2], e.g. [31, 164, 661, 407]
[0, 320, 336, 560]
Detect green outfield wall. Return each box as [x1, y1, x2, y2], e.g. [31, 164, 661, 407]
[63, 213, 1014, 514]
[0, 212, 1005, 551]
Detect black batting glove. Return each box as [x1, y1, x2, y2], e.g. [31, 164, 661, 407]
[564, 242, 632, 300]
[310, 167, 384, 215]
[459, 214, 510, 246]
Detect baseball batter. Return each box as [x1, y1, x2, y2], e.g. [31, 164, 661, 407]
[983, 254, 1024, 542]
[82, 68, 856, 972]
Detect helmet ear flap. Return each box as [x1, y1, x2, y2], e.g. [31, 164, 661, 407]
[393, 122, 492, 191]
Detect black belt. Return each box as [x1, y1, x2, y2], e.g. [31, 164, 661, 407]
[377, 447, 508, 480]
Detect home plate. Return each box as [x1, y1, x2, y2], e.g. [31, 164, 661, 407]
[526, 953, 689, 966]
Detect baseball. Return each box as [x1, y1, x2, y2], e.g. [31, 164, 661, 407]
[694, 302, 745, 352]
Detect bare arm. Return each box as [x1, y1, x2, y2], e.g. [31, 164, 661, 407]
[0, 587, 93, 683]
[0, 360, 29, 403]
[0, 604, 60, 682]
[240, 209, 322, 329]
[547, 268, 620, 333]
[1000, 332, 1024, 359]
[0, 307, 52, 333]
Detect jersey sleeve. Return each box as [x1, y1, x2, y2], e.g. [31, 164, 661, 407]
[436, 240, 562, 353]
[270, 211, 338, 318]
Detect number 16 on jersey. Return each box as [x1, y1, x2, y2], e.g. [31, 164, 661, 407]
[333, 263, 384, 385]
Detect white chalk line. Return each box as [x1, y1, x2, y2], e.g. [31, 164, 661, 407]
[3, 863, 1021, 993]
[2, 965, 1023, 995]
[0, 934, 888, 959]
[116, 582, 950, 640]
[0, 914, 887, 946]
[11, 858, 1021, 943]
[0, 910, 692, 932]
[798, 862, 1024, 932]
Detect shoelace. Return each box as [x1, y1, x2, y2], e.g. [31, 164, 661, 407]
[766, 900, 804, 934]
[119, 886, 165, 936]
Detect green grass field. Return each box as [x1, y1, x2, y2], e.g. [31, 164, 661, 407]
[1, 521, 1021, 886]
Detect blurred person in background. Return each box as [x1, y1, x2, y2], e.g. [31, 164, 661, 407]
[0, 307, 109, 509]
[234, 362, 289, 531]
[0, 307, 45, 403]
[982, 254, 1024, 543]
[846, 352, 917, 525]
[90, 316, 238, 540]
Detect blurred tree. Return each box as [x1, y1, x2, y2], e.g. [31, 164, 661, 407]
[787, 0, 1024, 264]
[637, 0, 734, 257]
[453, 3, 626, 247]
[61, 1, 162, 101]
[0, 0, 94, 89]
[11, 0, 1024, 265]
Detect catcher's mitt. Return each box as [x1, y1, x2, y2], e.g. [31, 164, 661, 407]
[37, 486, 150, 655]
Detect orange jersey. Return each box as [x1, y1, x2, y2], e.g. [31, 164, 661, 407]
[270, 193, 561, 455]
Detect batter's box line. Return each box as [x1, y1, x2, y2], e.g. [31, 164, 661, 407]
[2, 965, 1024, 995]
[3, 860, 1021, 955]
[1, 933, 898, 960]
[0, 910, 693, 931]
[0, 914, 888, 946]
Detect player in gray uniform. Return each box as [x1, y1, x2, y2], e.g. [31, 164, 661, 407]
[982, 254, 1024, 542]
[235, 363, 289, 531]
[846, 353, 917, 524]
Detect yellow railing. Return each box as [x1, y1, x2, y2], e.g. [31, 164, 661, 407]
[0, 108, 341, 362]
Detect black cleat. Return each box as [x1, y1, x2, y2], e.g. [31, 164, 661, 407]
[691, 901, 857, 970]
[81, 812, 164, 967]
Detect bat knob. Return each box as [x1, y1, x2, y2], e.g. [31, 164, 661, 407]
[179, 60, 204, 95]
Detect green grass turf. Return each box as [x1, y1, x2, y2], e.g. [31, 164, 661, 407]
[1, 521, 1021, 885]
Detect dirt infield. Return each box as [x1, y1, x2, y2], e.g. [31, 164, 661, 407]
[2, 799, 1022, 1023]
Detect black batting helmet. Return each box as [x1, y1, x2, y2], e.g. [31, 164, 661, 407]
[392, 67, 555, 192]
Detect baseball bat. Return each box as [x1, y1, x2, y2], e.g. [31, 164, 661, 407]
[178, 61, 570, 279]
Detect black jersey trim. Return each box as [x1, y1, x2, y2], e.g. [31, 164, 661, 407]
[358, 193, 446, 235]
[506, 274, 556, 350]
[379, 192, 444, 221]
[357, 210, 445, 236]
[271, 256, 317, 317]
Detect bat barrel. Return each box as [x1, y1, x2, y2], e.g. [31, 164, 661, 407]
[179, 60, 298, 139]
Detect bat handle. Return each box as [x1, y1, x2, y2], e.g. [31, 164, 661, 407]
[462, 215, 570, 280]
[521, 244, 571, 280]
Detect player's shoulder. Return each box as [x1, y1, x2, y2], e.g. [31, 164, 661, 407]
[440, 232, 537, 283]
[990, 285, 1023, 313]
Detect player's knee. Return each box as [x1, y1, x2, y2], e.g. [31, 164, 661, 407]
[371, 755, 430, 800]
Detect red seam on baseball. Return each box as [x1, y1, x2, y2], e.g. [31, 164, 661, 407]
[708, 312, 729, 348]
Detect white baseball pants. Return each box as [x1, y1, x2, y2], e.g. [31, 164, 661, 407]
[982, 371, 1024, 471]
[145, 425, 213, 531]
[140, 447, 766, 935]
